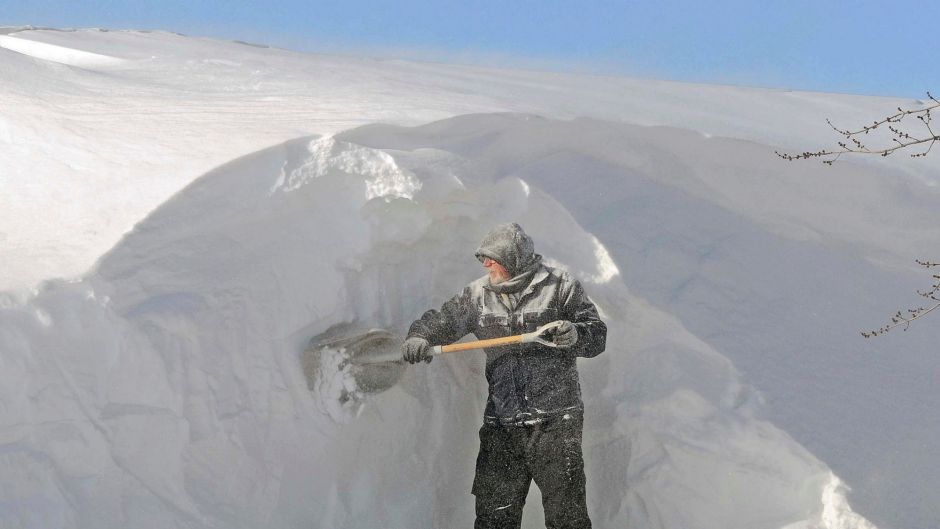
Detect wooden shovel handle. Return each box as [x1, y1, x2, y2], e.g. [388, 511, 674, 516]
[438, 334, 524, 354]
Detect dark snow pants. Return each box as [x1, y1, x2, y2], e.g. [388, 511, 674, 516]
[472, 412, 591, 529]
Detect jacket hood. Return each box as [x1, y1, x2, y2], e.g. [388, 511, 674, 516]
[474, 223, 540, 277]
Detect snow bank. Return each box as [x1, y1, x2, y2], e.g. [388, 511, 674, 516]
[0, 123, 875, 528]
[4, 27, 937, 293]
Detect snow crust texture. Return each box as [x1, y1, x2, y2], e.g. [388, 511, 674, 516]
[0, 125, 879, 529]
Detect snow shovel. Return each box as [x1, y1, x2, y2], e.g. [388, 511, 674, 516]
[303, 321, 566, 395]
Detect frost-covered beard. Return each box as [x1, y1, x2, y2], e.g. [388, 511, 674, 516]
[485, 261, 511, 284]
[488, 272, 506, 284]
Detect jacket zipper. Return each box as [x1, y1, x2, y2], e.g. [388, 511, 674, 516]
[500, 292, 528, 415]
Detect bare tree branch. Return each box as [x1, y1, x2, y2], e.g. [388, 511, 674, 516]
[775, 93, 940, 336]
[862, 260, 940, 338]
[776, 92, 940, 164]
[861, 302, 940, 338]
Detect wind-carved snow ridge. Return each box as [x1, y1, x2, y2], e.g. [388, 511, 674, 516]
[819, 475, 878, 529]
[269, 136, 421, 200]
[531, 224, 618, 286]
[0, 34, 126, 67]
[781, 474, 877, 529]
[588, 235, 619, 284]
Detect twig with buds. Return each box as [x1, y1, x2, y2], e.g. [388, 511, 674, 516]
[862, 260, 940, 337]
[776, 92, 940, 165]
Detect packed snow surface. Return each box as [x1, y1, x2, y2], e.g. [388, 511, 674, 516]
[2, 28, 939, 529]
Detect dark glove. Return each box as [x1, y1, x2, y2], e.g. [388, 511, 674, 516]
[402, 337, 433, 364]
[551, 321, 579, 348]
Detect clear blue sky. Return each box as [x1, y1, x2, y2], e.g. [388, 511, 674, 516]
[3, 0, 938, 98]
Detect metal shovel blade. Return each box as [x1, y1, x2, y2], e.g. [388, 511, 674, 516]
[302, 324, 406, 395]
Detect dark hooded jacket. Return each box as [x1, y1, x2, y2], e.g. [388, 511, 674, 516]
[407, 223, 607, 424]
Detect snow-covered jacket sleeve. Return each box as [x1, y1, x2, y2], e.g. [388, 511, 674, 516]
[560, 277, 607, 358]
[406, 286, 476, 346]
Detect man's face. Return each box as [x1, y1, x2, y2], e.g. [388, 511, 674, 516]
[482, 257, 511, 284]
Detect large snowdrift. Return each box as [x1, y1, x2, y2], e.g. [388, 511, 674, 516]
[1, 121, 875, 528]
[3, 28, 937, 293]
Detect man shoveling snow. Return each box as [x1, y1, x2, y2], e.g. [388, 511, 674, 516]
[402, 223, 607, 529]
